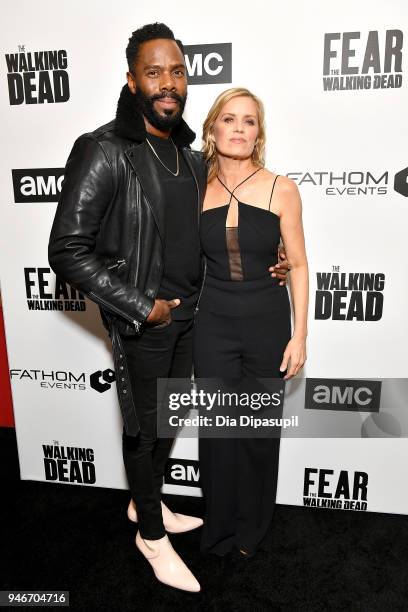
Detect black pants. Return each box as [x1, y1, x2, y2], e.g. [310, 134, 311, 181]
[194, 302, 291, 556]
[120, 318, 193, 540]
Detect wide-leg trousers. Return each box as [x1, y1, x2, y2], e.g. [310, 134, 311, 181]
[193, 299, 291, 556]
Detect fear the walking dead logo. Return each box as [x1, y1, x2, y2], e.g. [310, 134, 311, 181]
[43, 443, 95, 484]
[315, 267, 385, 321]
[24, 267, 86, 312]
[304, 468, 368, 511]
[323, 29, 403, 91]
[5, 46, 70, 104]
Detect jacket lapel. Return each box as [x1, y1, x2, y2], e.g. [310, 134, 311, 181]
[125, 142, 166, 241]
[182, 149, 207, 214]
[181, 149, 203, 227]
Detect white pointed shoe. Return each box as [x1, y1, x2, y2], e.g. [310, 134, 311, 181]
[135, 531, 201, 592]
[127, 499, 203, 533]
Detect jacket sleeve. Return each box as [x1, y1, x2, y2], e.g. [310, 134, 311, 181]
[48, 135, 154, 328]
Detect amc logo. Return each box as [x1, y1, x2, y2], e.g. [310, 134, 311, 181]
[184, 43, 232, 84]
[164, 458, 200, 487]
[12, 168, 64, 203]
[305, 379, 382, 412]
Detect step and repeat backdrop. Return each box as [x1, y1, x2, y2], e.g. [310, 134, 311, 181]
[1, 0, 408, 514]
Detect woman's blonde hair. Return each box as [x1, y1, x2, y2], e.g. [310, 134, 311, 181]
[202, 87, 266, 182]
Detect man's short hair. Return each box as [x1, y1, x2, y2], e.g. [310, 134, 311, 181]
[126, 22, 184, 73]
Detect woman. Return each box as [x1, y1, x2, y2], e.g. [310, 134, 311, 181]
[194, 87, 308, 557]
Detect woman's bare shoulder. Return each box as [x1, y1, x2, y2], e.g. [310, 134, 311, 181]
[270, 172, 299, 195]
[260, 168, 295, 189]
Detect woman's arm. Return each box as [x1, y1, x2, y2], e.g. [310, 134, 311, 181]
[277, 177, 309, 378]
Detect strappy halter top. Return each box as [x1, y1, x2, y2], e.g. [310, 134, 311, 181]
[200, 170, 281, 283]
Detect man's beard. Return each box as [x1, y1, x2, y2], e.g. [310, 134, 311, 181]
[132, 88, 187, 131]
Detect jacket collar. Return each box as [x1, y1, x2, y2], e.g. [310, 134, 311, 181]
[114, 84, 196, 147]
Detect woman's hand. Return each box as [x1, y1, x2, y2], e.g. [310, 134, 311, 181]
[279, 335, 307, 379]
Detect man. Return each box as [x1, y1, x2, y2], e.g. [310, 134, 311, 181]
[48, 23, 289, 592]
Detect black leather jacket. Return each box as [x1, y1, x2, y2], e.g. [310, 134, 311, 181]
[48, 85, 207, 435]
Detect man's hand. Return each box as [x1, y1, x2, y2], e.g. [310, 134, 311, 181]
[269, 245, 291, 286]
[146, 298, 180, 326]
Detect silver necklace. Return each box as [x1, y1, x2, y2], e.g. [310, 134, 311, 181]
[145, 137, 179, 177]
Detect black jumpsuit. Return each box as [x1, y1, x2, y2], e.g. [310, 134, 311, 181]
[193, 173, 291, 556]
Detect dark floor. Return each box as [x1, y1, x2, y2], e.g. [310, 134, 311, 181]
[1, 427, 408, 611]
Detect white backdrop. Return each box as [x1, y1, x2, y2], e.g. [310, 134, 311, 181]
[1, 0, 408, 512]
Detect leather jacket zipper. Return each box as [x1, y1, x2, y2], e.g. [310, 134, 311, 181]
[107, 258, 126, 270]
[183, 149, 205, 315]
[194, 257, 207, 314]
[87, 290, 142, 333]
[182, 148, 201, 229]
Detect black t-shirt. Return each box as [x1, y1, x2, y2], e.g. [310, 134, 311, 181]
[146, 133, 201, 320]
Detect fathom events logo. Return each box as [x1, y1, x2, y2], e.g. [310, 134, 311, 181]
[24, 267, 86, 312]
[323, 29, 403, 91]
[12, 168, 64, 203]
[287, 168, 407, 198]
[90, 369, 116, 393]
[303, 468, 368, 511]
[164, 458, 200, 488]
[305, 379, 382, 412]
[5, 46, 70, 104]
[10, 367, 116, 393]
[314, 267, 385, 321]
[394, 166, 408, 197]
[184, 43, 232, 85]
[43, 442, 96, 484]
